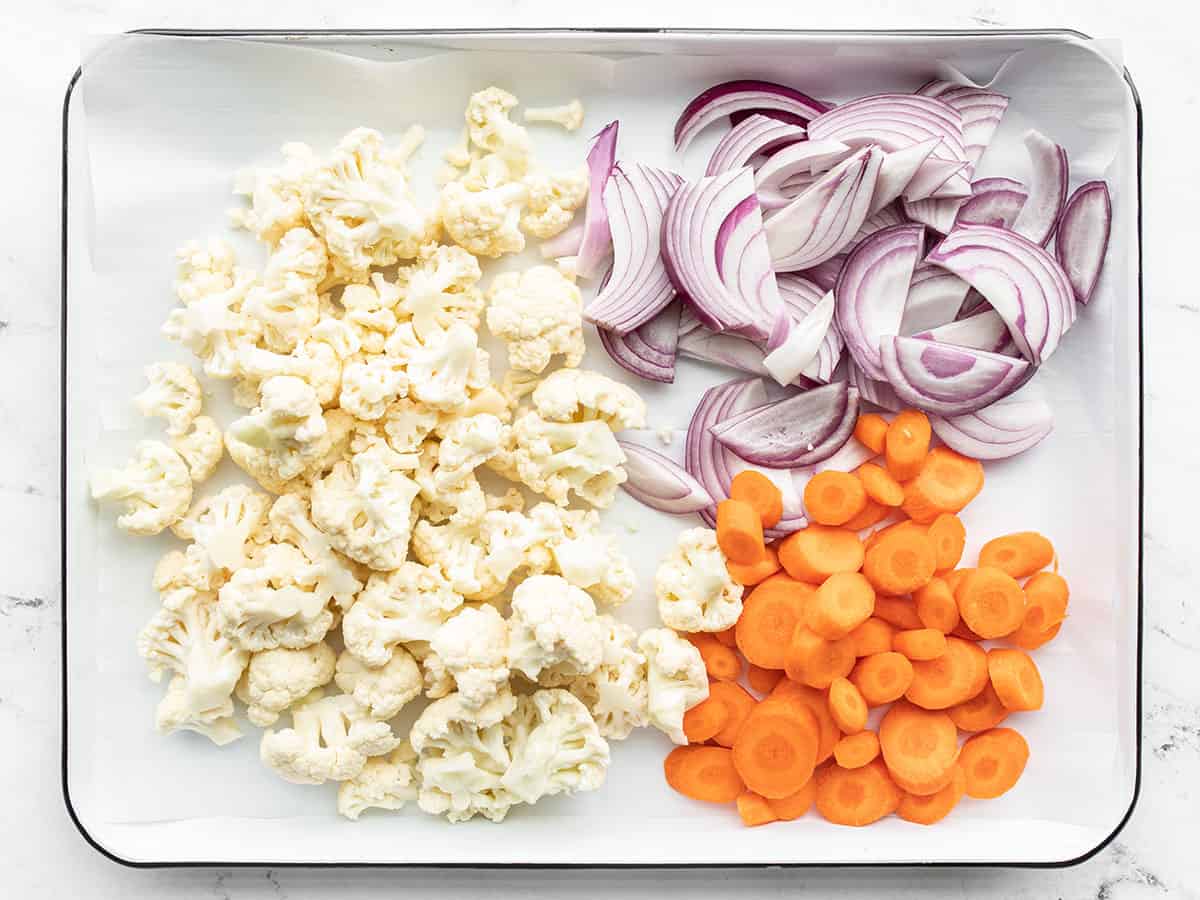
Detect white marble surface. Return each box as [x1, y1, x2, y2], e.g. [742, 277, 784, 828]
[3, 0, 1196, 896]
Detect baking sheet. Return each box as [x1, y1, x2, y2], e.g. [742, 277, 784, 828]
[63, 30, 1140, 866]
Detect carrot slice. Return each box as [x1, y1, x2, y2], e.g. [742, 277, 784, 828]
[872, 596, 925, 631]
[778, 526, 865, 584]
[941, 568, 972, 595]
[848, 616, 896, 657]
[955, 566, 1027, 639]
[987, 648, 1045, 712]
[1011, 621, 1062, 652]
[833, 730, 881, 768]
[864, 519, 926, 553]
[905, 636, 989, 710]
[914, 577, 960, 634]
[889, 760, 958, 797]
[808, 572, 876, 640]
[747, 664, 784, 695]
[736, 790, 780, 827]
[687, 633, 743, 683]
[857, 463, 905, 507]
[885, 410, 932, 481]
[683, 693, 730, 743]
[664, 746, 745, 803]
[850, 651, 914, 706]
[804, 471, 869, 526]
[926, 513, 966, 572]
[732, 701, 820, 799]
[879, 702, 958, 794]
[950, 620, 985, 642]
[711, 682, 759, 748]
[854, 412, 890, 455]
[727, 544, 782, 587]
[959, 728, 1029, 799]
[897, 764, 966, 825]
[735, 577, 813, 670]
[766, 778, 816, 820]
[1011, 572, 1070, 649]
[979, 531, 1055, 579]
[862, 526, 937, 595]
[730, 470, 784, 529]
[948, 681, 1010, 733]
[844, 498, 892, 531]
[901, 447, 984, 523]
[714, 627, 738, 648]
[785, 626, 856, 689]
[716, 499, 766, 564]
[815, 758, 901, 826]
[828, 676, 869, 734]
[893, 628, 949, 662]
[770, 679, 841, 763]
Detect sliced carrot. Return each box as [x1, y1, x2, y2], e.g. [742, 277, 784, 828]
[889, 759, 958, 797]
[948, 681, 1010, 733]
[871, 596, 925, 631]
[815, 758, 901, 826]
[716, 499, 766, 564]
[730, 470, 784, 529]
[987, 648, 1045, 712]
[808, 572, 876, 640]
[683, 693, 730, 743]
[959, 728, 1029, 799]
[879, 702, 959, 795]
[833, 730, 881, 768]
[941, 568, 972, 595]
[828, 676, 869, 734]
[736, 790, 780, 827]
[926, 514, 966, 572]
[1011, 621, 1062, 652]
[864, 519, 926, 553]
[785, 627, 856, 689]
[914, 577, 960, 634]
[901, 447, 984, 524]
[804, 471, 869, 527]
[850, 651, 914, 706]
[843, 498, 892, 531]
[714, 627, 738, 648]
[854, 412, 890, 455]
[711, 682, 759, 748]
[885, 410, 931, 481]
[857, 463, 905, 507]
[778, 526, 864, 584]
[732, 701, 820, 799]
[955, 566, 1027, 639]
[979, 531, 1055, 579]
[862, 526, 937, 595]
[747, 664, 784, 695]
[848, 616, 896, 658]
[687, 633, 743, 683]
[893, 628, 948, 662]
[735, 577, 813, 670]
[897, 764, 966, 825]
[1011, 572, 1069, 649]
[950, 620, 985, 642]
[727, 544, 782, 587]
[905, 636, 989, 710]
[664, 746, 745, 803]
[770, 679, 842, 764]
[766, 778, 816, 820]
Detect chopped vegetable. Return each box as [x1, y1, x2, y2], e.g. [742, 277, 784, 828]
[618, 438, 714, 514]
[727, 544, 782, 587]
[862, 525, 937, 595]
[778, 525, 865, 584]
[947, 681, 1010, 732]
[955, 567, 1027, 639]
[851, 651, 915, 706]
[737, 790, 780, 827]
[871, 595, 926, 631]
[732, 701, 820, 798]
[1011, 130, 1069, 246]
[834, 730, 881, 768]
[978, 531, 1055, 579]
[771, 679, 843, 764]
[748, 664, 784, 695]
[809, 572, 876, 640]
[786, 627, 857, 689]
[1055, 180, 1112, 304]
[848, 617, 897, 658]
[857, 463, 905, 507]
[905, 636, 989, 710]
[901, 447, 984, 523]
[896, 764, 965, 825]
[664, 745, 746, 803]
[828, 676, 869, 734]
[674, 80, 828, 152]
[928, 392, 1054, 461]
[959, 728, 1029, 799]
[575, 121, 620, 278]
[683, 693, 731, 743]
[987, 648, 1045, 711]
[885, 409, 932, 481]
[914, 577, 961, 634]
[927, 514, 967, 571]
[711, 381, 859, 469]
[893, 628, 949, 661]
[766, 779, 816, 820]
[735, 576, 812, 669]
[598, 300, 681, 383]
[815, 758, 901, 826]
[879, 702, 959, 795]
[804, 470, 869, 526]
[853, 412, 890, 454]
[716, 499, 766, 564]
[710, 681, 759, 747]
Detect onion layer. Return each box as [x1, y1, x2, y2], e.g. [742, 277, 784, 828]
[705, 113, 808, 177]
[900, 262, 971, 335]
[916, 81, 1010, 171]
[710, 381, 858, 468]
[913, 309, 1017, 356]
[674, 80, 828, 152]
[618, 439, 714, 513]
[928, 391, 1054, 460]
[598, 300, 681, 383]
[575, 121, 620, 279]
[880, 335, 1031, 416]
[1055, 180, 1112, 305]
[1011, 129, 1069, 247]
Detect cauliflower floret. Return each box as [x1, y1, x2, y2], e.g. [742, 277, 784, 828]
[134, 362, 203, 437]
[485, 265, 585, 373]
[414, 444, 488, 529]
[309, 315, 362, 360]
[428, 605, 509, 710]
[386, 320, 490, 412]
[506, 575, 604, 684]
[267, 493, 363, 612]
[465, 86, 533, 171]
[172, 483, 271, 572]
[232, 340, 339, 410]
[217, 543, 335, 652]
[339, 274, 402, 355]
[235, 642, 336, 727]
[382, 398, 440, 453]
[532, 368, 647, 431]
[260, 690, 400, 785]
[496, 411, 627, 508]
[334, 647, 422, 720]
[410, 519, 497, 601]
[342, 563, 465, 667]
[638, 627, 709, 745]
[395, 243, 485, 340]
[310, 445, 421, 571]
[156, 674, 242, 746]
[432, 414, 504, 488]
[409, 691, 518, 823]
[523, 99, 585, 131]
[337, 743, 418, 820]
[338, 356, 409, 421]
[226, 376, 331, 492]
[153, 543, 228, 596]
[501, 689, 609, 805]
[243, 227, 327, 352]
[90, 440, 192, 535]
[172, 415, 224, 483]
[439, 178, 528, 259]
[520, 167, 588, 239]
[567, 616, 649, 740]
[230, 141, 317, 244]
[655, 527, 744, 632]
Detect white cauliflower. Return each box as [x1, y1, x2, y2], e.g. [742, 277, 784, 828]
[172, 415, 224, 483]
[506, 574, 604, 684]
[260, 690, 400, 785]
[655, 527, 744, 633]
[432, 414, 504, 488]
[334, 647, 422, 720]
[230, 141, 317, 244]
[501, 689, 609, 805]
[518, 502, 635, 606]
[485, 265, 585, 373]
[523, 99, 585, 131]
[439, 178, 528, 259]
[413, 444, 487, 529]
[465, 86, 533, 171]
[531, 368, 647, 431]
[339, 273, 403, 355]
[155, 674, 242, 746]
[338, 356, 408, 421]
[409, 518, 498, 601]
[90, 440, 192, 535]
[429, 605, 509, 710]
[267, 493, 362, 612]
[235, 642, 336, 727]
[216, 542, 335, 652]
[521, 167, 588, 239]
[233, 340, 339, 410]
[382, 398, 441, 453]
[172, 483, 272, 573]
[337, 743, 418, 820]
[568, 616, 649, 740]
[153, 547, 222, 595]
[385, 320, 490, 412]
[243, 227, 327, 352]
[342, 563, 465, 667]
[395, 243, 485, 340]
[638, 627, 709, 745]
[495, 411, 627, 508]
[134, 362, 203, 436]
[309, 315, 362, 361]
[226, 376, 331, 492]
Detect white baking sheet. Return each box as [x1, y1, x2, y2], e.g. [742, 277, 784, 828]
[63, 30, 1141, 866]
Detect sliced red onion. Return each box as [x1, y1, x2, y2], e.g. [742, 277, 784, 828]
[598, 300, 680, 383]
[850, 360, 903, 412]
[834, 223, 926, 380]
[913, 309, 1017, 355]
[1011, 129, 1069, 246]
[928, 392, 1054, 460]
[972, 176, 1025, 193]
[754, 139, 854, 205]
[880, 335, 1031, 416]
[618, 439, 714, 513]
[807, 93, 967, 163]
[957, 288, 989, 319]
[778, 275, 844, 383]
[584, 163, 683, 333]
[1055, 181, 1112, 305]
[855, 203, 908, 242]
[926, 224, 1076, 365]
[539, 222, 584, 259]
[676, 315, 777, 381]
[799, 255, 845, 292]
[762, 289, 836, 386]
[955, 185, 1028, 230]
[674, 81, 828, 152]
[765, 146, 884, 271]
[902, 195, 965, 234]
[574, 121, 619, 279]
[904, 158, 970, 202]
[871, 139, 941, 214]
[709, 381, 858, 468]
[915, 82, 1009, 171]
[899, 262, 971, 334]
[705, 113, 808, 177]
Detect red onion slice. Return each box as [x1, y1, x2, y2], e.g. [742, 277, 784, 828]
[709, 381, 858, 468]
[902, 195, 966, 234]
[899, 262, 971, 334]
[799, 255, 845, 292]
[1055, 180, 1112, 305]
[807, 93, 967, 163]
[913, 309, 1017, 356]
[955, 185, 1028, 230]
[1011, 129, 1069, 247]
[928, 392, 1054, 460]
[904, 158, 970, 202]
[880, 335, 1031, 416]
[598, 300, 680, 383]
[871, 139, 941, 214]
[676, 315, 779, 382]
[778, 275, 844, 383]
[834, 223, 926, 381]
[850, 360, 903, 412]
[916, 82, 1009, 172]
[762, 289, 836, 386]
[618, 439, 714, 513]
[539, 222, 584, 259]
[674, 80, 829, 152]
[584, 163, 683, 333]
[575, 121, 619, 278]
[705, 113, 808, 177]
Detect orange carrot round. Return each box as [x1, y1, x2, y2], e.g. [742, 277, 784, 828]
[736, 790, 779, 827]
[864, 518, 926, 553]
[905, 636, 989, 710]
[854, 412, 890, 455]
[885, 410, 931, 481]
[727, 544, 782, 587]
[871, 596, 926, 631]
[735, 577, 813, 670]
[843, 498, 892, 531]
[714, 627, 738, 648]
[879, 702, 958, 794]
[857, 462, 905, 507]
[941, 568, 972, 595]
[833, 730, 881, 769]
[785, 627, 856, 689]
[901, 448, 984, 523]
[683, 693, 731, 743]
[664, 746, 745, 803]
[848, 616, 897, 657]
[828, 676, 869, 734]
[747, 664, 784, 695]
[914, 577, 960, 634]
[893, 628, 948, 662]
[778, 526, 864, 584]
[711, 682, 759, 748]
[850, 651, 914, 706]
[808, 571, 876, 640]
[955, 566, 1027, 639]
[1011, 572, 1069, 649]
[947, 681, 1010, 732]
[897, 764, 966, 825]
[950, 620, 985, 642]
[1011, 621, 1062, 652]
[766, 778, 816, 820]
[687, 633, 743, 683]
[804, 471, 869, 526]
[731, 702, 820, 799]
[979, 531, 1055, 579]
[862, 527, 937, 595]
[815, 758, 901, 826]
[730, 470, 784, 529]
[770, 680, 842, 764]
[716, 499, 766, 564]
[959, 728, 1029, 799]
[926, 513, 966, 572]
[987, 648, 1045, 712]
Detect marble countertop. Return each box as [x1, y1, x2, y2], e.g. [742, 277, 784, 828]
[4, 1, 1196, 896]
